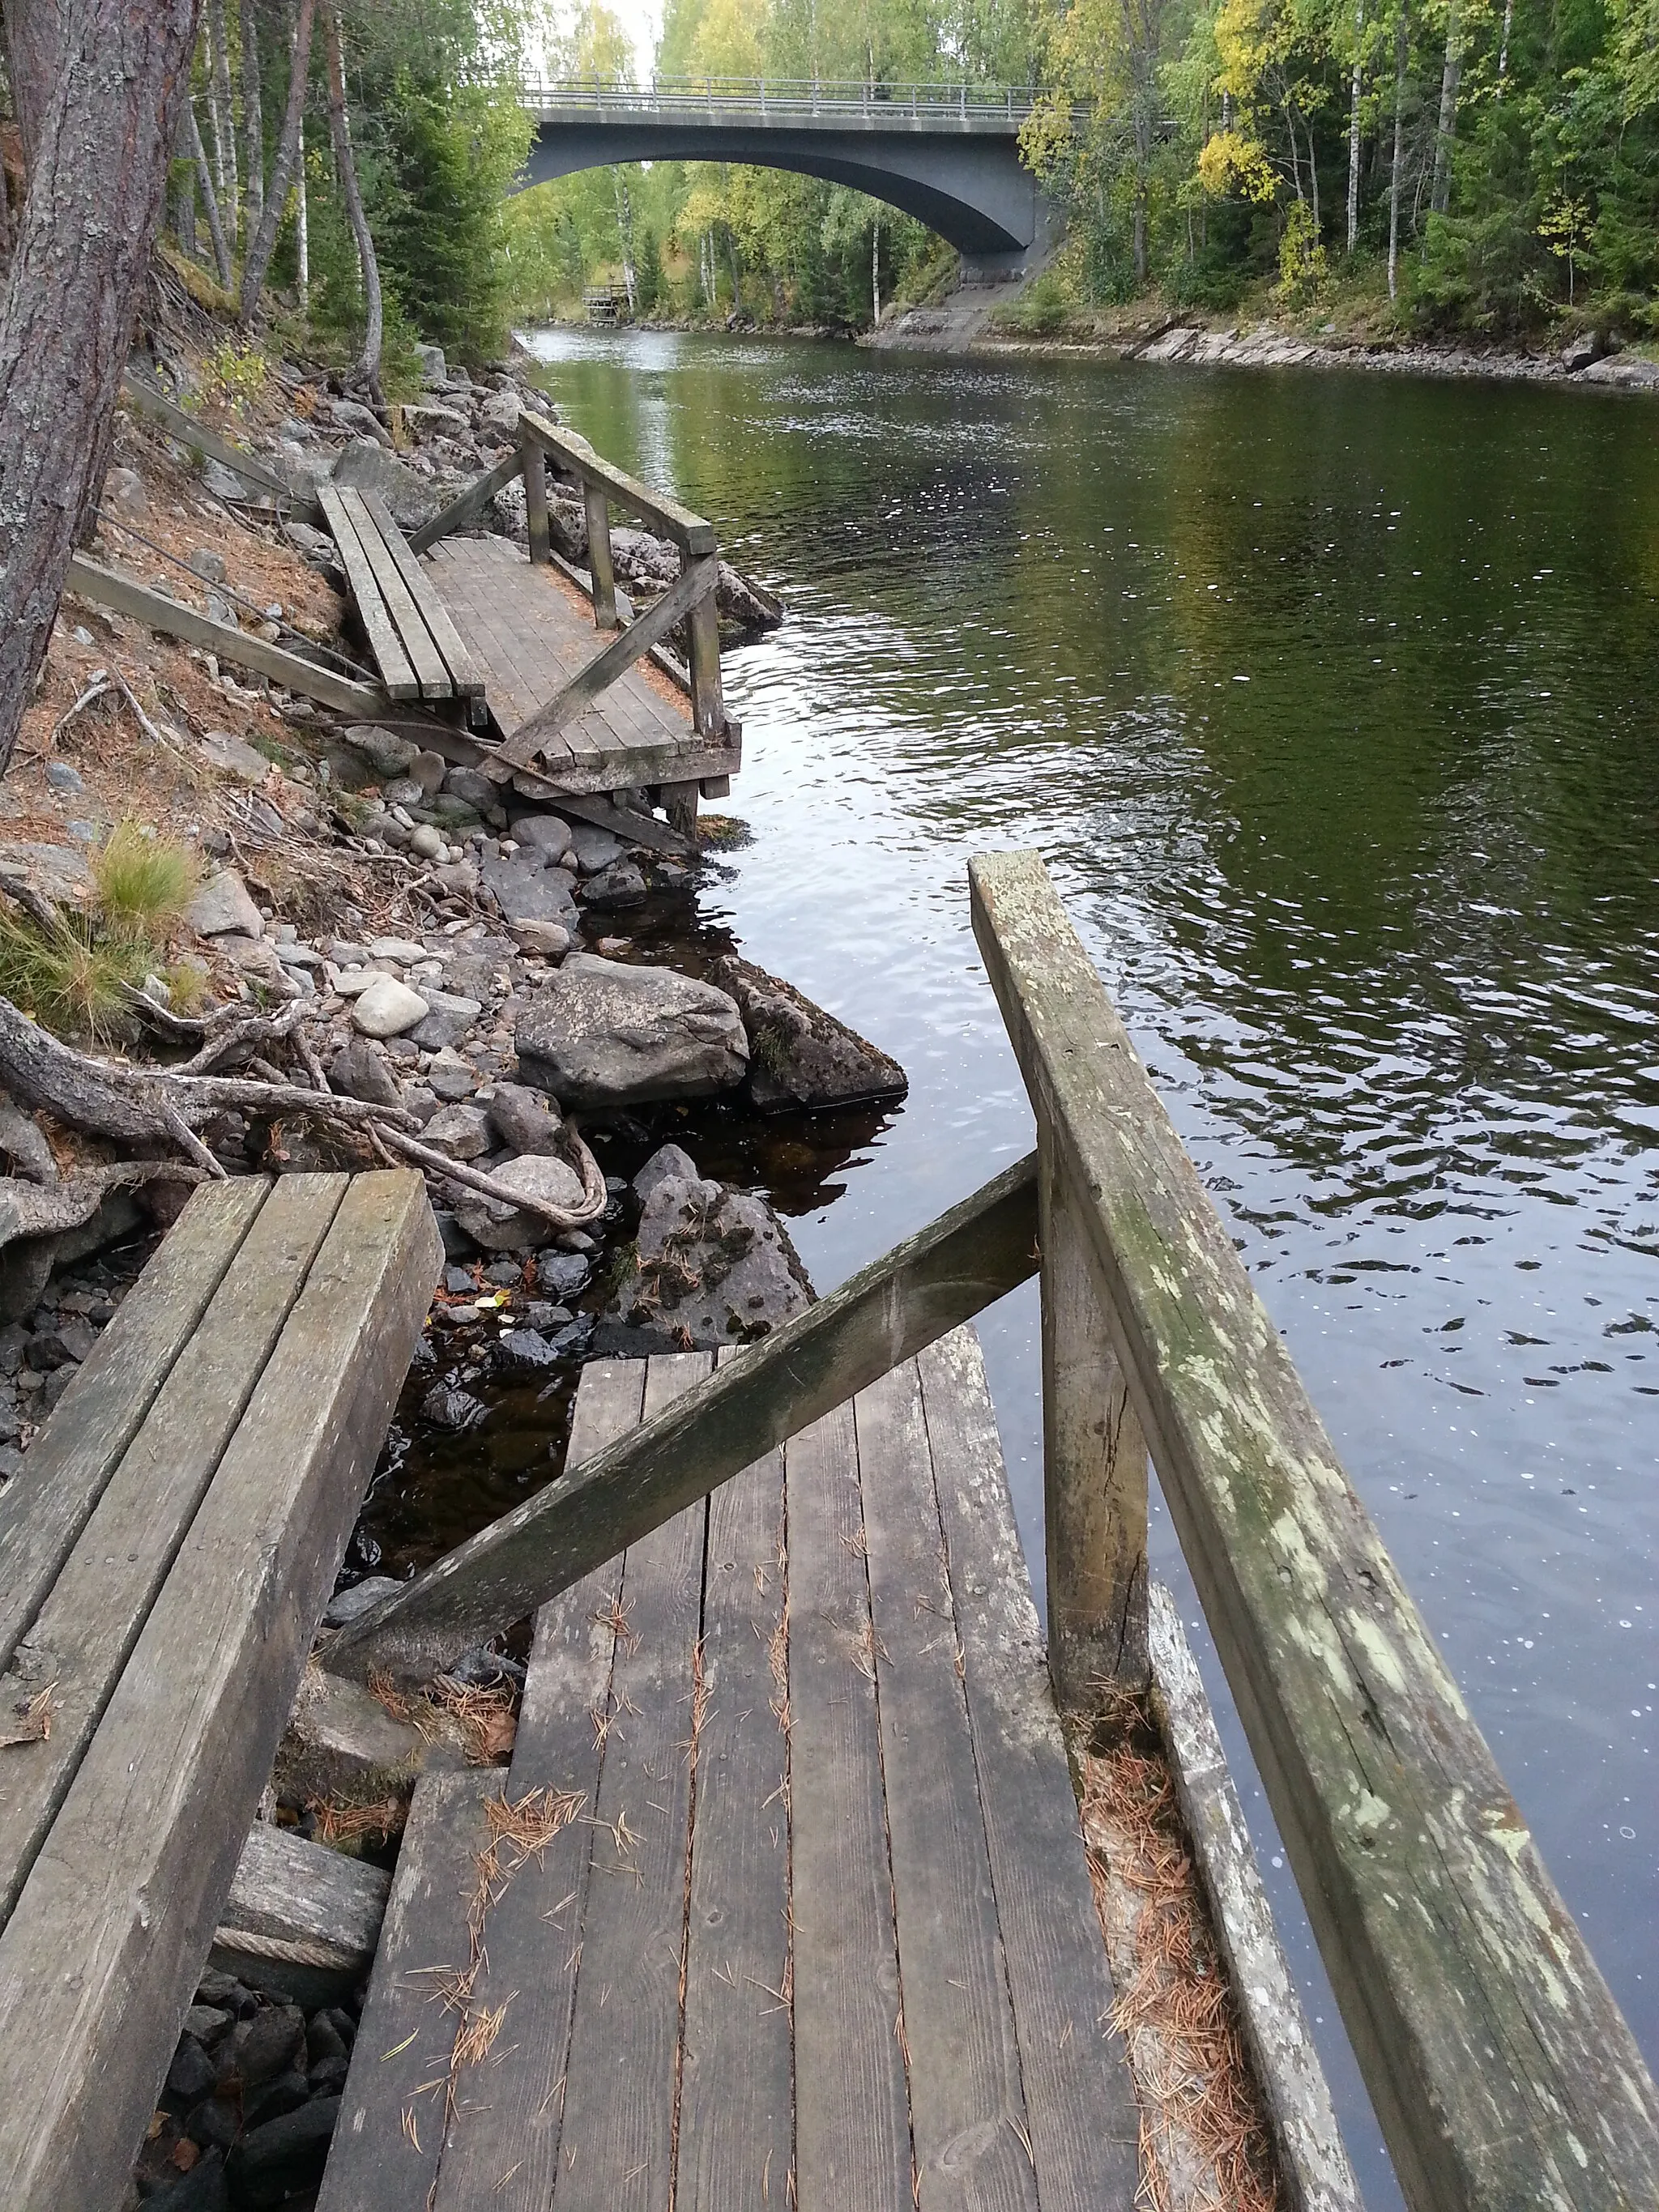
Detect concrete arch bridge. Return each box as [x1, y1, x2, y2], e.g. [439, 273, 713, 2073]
[514, 78, 1077, 279]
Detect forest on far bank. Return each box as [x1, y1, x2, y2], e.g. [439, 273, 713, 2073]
[21, 0, 1659, 390]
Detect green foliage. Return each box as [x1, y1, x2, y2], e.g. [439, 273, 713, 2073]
[0, 821, 198, 1038]
[92, 820, 198, 942]
[202, 339, 268, 411]
[1275, 197, 1328, 303]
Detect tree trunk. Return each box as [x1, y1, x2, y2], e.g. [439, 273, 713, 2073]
[1388, 0, 1409, 296]
[172, 100, 198, 257]
[207, 0, 237, 237]
[1495, 0, 1514, 96]
[189, 99, 234, 286]
[4, 0, 65, 173]
[0, 0, 206, 778]
[324, 2, 381, 395]
[240, 0, 264, 232]
[1347, 0, 1365, 252]
[870, 215, 879, 324]
[612, 168, 636, 310]
[238, 0, 315, 320]
[294, 113, 308, 308]
[1430, 0, 1462, 213]
[1307, 107, 1322, 234]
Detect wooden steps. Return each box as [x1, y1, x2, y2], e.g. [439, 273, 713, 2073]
[318, 1328, 1141, 2212]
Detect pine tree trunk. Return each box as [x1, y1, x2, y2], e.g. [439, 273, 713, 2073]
[324, 2, 381, 396]
[189, 99, 235, 286]
[241, 0, 264, 232]
[4, 0, 65, 172]
[295, 114, 308, 309]
[1347, 0, 1365, 252]
[173, 102, 198, 257]
[207, 0, 237, 237]
[0, 0, 206, 777]
[1495, 0, 1514, 96]
[1388, 0, 1409, 296]
[239, 0, 316, 320]
[1431, 0, 1462, 213]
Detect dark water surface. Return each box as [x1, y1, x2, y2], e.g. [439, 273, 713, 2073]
[514, 327, 1657, 2198]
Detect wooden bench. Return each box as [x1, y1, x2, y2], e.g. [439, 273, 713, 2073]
[0, 1169, 441, 2211]
[318, 483, 486, 718]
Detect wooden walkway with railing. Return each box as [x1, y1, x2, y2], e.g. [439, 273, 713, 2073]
[318, 853, 1659, 2212]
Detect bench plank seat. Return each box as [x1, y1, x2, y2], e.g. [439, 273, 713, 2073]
[318, 484, 485, 713]
[0, 1170, 441, 2212]
[318, 484, 420, 700]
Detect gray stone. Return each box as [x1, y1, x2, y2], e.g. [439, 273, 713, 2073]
[454, 1153, 586, 1249]
[1561, 331, 1603, 373]
[322, 1575, 403, 1629]
[421, 1380, 488, 1429]
[198, 728, 269, 783]
[225, 2004, 305, 2088]
[416, 342, 447, 387]
[340, 725, 420, 778]
[147, 2146, 228, 2210]
[407, 401, 471, 436]
[104, 464, 150, 518]
[567, 821, 627, 874]
[352, 974, 429, 1038]
[534, 1251, 591, 1298]
[479, 386, 524, 436]
[411, 988, 484, 1051]
[421, 1102, 493, 1161]
[507, 918, 571, 961]
[331, 437, 441, 531]
[579, 858, 647, 909]
[426, 1046, 477, 1102]
[167, 2034, 218, 2103]
[0, 1103, 56, 1185]
[487, 1081, 563, 1155]
[482, 849, 579, 927]
[442, 766, 498, 810]
[599, 1170, 812, 1353]
[275, 1670, 450, 1808]
[183, 2005, 234, 2047]
[514, 953, 748, 1108]
[187, 869, 263, 939]
[403, 1085, 441, 1127]
[411, 749, 448, 796]
[633, 1142, 700, 1201]
[187, 546, 228, 585]
[225, 2095, 341, 2210]
[494, 1327, 562, 1375]
[45, 760, 84, 795]
[382, 778, 425, 809]
[410, 824, 443, 860]
[328, 1038, 403, 1106]
[329, 398, 392, 445]
[717, 954, 909, 1115]
[433, 857, 481, 897]
[510, 812, 574, 860]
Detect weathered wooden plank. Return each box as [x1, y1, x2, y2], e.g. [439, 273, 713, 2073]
[211, 1818, 392, 2005]
[784, 1395, 912, 2212]
[430, 1360, 642, 2212]
[66, 553, 392, 716]
[854, 1358, 1037, 2212]
[1038, 1130, 1149, 1703]
[686, 570, 725, 737]
[318, 484, 420, 699]
[522, 410, 716, 556]
[316, 1768, 498, 2212]
[522, 429, 550, 565]
[0, 1177, 269, 1677]
[0, 1174, 347, 1928]
[120, 373, 306, 505]
[678, 1413, 791, 2212]
[0, 1171, 441, 2212]
[328, 1153, 1039, 1686]
[1147, 1580, 1362, 2212]
[497, 554, 719, 768]
[407, 449, 525, 556]
[583, 484, 618, 627]
[361, 492, 484, 695]
[916, 1328, 1141, 2211]
[968, 850, 1659, 2212]
[550, 1353, 707, 2212]
[334, 488, 452, 700]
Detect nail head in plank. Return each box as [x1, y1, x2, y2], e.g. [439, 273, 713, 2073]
[317, 1768, 500, 2212]
[430, 1359, 645, 2212]
[0, 1171, 441, 2212]
[785, 1396, 912, 2212]
[0, 1176, 271, 1677]
[548, 1352, 710, 2212]
[0, 1173, 348, 1929]
[916, 1328, 1141, 2210]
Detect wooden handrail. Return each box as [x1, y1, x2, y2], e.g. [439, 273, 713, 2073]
[518, 408, 715, 555]
[968, 849, 1659, 2212]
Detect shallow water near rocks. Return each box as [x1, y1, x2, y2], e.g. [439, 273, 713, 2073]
[374, 326, 1659, 2201]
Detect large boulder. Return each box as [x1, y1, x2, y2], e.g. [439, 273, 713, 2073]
[714, 955, 908, 1114]
[597, 1149, 812, 1352]
[454, 1152, 586, 1249]
[331, 437, 441, 531]
[514, 953, 748, 1108]
[482, 849, 578, 928]
[187, 869, 262, 940]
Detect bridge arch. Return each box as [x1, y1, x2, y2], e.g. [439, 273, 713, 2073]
[513, 83, 1061, 277]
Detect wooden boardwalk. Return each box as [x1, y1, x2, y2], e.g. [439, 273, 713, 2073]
[318, 1327, 1141, 2212]
[424, 534, 741, 799]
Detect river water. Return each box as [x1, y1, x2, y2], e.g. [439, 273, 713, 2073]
[513, 326, 1657, 2198]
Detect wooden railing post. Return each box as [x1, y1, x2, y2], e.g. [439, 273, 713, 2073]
[522, 428, 549, 565]
[685, 556, 724, 735]
[1038, 1126, 1148, 1710]
[583, 484, 619, 629]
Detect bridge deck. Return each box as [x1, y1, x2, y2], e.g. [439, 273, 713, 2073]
[424, 534, 740, 799]
[316, 1329, 1142, 2212]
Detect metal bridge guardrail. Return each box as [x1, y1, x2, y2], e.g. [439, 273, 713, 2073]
[517, 75, 1083, 124]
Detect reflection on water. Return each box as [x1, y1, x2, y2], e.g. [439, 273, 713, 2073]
[522, 326, 1658, 2200]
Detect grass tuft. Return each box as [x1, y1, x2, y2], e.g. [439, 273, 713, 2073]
[0, 908, 147, 1040]
[92, 820, 198, 940]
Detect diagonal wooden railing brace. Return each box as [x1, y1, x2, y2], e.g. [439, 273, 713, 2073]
[326, 1151, 1038, 1687]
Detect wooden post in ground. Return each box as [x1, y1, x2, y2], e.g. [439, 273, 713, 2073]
[585, 486, 619, 627]
[522, 426, 549, 565]
[1038, 1132, 1148, 1707]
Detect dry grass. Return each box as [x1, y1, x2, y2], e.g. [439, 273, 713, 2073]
[1077, 1706, 1281, 2212]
